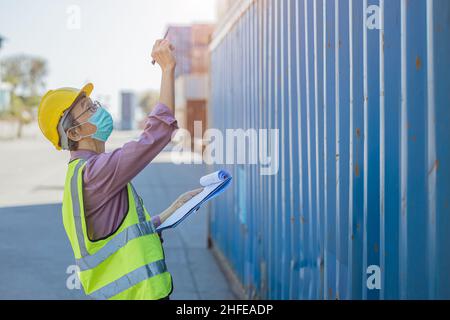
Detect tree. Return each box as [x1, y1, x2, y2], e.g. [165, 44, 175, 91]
[0, 54, 48, 138]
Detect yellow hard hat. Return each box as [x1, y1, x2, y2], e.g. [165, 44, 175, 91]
[38, 83, 94, 150]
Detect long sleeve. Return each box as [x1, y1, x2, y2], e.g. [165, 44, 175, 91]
[82, 103, 178, 205]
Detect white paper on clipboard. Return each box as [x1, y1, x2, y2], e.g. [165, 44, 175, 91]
[156, 170, 232, 232]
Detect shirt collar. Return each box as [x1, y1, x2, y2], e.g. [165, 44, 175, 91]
[70, 149, 99, 162]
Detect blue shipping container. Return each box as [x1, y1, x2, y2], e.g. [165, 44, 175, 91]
[208, 0, 450, 300]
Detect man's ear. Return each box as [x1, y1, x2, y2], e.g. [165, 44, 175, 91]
[67, 127, 82, 142]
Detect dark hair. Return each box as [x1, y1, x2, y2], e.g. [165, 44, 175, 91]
[61, 93, 87, 151]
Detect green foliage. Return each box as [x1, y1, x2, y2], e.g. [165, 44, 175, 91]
[0, 54, 48, 135]
[1, 54, 47, 96]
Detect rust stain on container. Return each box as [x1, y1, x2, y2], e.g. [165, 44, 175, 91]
[428, 160, 439, 176]
[416, 56, 422, 70]
[355, 163, 360, 177]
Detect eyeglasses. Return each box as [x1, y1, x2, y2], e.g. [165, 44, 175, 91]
[73, 100, 101, 123]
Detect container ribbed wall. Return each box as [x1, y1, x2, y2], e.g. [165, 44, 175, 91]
[208, 0, 450, 300]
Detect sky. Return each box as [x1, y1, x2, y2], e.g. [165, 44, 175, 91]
[0, 0, 217, 119]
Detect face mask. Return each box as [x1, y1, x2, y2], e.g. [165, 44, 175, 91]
[88, 106, 114, 142]
[69, 104, 114, 142]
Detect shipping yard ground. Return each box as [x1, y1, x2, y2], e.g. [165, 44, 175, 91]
[0, 123, 236, 300]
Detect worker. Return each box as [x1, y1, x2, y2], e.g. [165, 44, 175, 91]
[37, 39, 202, 300]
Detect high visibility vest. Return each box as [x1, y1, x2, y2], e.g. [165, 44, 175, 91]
[62, 159, 173, 300]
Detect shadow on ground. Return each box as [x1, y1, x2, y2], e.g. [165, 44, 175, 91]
[0, 163, 235, 300]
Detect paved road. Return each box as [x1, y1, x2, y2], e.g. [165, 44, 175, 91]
[0, 124, 235, 300]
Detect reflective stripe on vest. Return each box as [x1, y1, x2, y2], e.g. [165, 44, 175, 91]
[68, 160, 169, 299]
[71, 160, 89, 257]
[89, 259, 167, 300]
[71, 161, 154, 261]
[75, 220, 155, 271]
